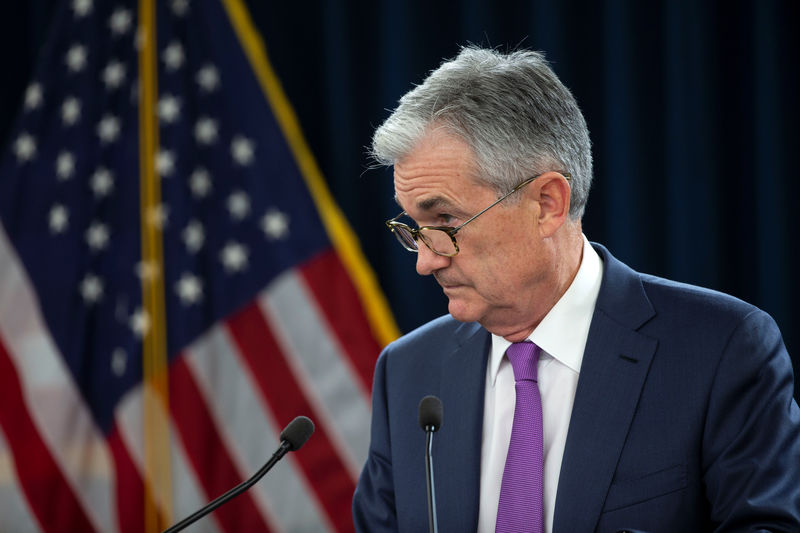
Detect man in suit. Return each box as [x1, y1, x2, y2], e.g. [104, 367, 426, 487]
[352, 46, 800, 532]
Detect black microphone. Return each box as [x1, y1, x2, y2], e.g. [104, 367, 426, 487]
[418, 396, 442, 533]
[163, 416, 315, 533]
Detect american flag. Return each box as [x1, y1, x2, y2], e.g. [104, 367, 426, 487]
[0, 0, 397, 531]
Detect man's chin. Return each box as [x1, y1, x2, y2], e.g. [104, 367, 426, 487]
[446, 299, 483, 324]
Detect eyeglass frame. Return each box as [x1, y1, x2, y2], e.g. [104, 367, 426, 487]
[385, 172, 571, 257]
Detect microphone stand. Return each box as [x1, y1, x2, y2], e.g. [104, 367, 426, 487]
[424, 425, 439, 533]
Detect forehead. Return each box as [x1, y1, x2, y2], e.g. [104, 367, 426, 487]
[393, 130, 489, 214]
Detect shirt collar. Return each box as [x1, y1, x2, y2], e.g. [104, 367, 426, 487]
[488, 236, 603, 385]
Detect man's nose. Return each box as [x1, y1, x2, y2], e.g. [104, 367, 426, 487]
[416, 242, 451, 275]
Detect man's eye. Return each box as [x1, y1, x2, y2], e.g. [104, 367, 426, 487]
[437, 214, 455, 225]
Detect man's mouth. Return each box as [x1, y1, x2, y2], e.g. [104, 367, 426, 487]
[435, 275, 463, 290]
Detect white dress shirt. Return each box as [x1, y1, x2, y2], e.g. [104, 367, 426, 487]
[477, 236, 603, 533]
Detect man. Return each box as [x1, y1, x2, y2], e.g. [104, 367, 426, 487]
[353, 47, 800, 532]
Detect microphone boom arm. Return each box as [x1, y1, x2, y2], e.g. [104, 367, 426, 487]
[163, 440, 291, 533]
[162, 416, 314, 533]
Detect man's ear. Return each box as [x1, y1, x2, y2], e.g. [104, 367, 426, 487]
[531, 172, 571, 237]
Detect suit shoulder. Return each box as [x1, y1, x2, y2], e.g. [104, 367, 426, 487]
[639, 273, 759, 320]
[634, 274, 785, 353]
[374, 315, 480, 385]
[385, 314, 466, 355]
[593, 242, 767, 333]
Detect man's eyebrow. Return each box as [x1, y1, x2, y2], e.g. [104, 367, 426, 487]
[417, 196, 452, 211]
[393, 194, 453, 212]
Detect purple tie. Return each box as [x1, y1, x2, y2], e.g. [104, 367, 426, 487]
[496, 341, 544, 533]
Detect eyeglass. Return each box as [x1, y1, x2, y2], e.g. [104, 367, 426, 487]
[385, 172, 571, 257]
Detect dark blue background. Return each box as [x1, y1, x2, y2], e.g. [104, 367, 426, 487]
[2, 1, 797, 399]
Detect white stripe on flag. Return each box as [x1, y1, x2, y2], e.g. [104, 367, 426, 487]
[259, 269, 371, 477]
[0, 224, 118, 533]
[0, 430, 42, 533]
[186, 324, 332, 533]
[115, 386, 223, 533]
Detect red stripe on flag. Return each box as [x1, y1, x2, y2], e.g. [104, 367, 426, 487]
[0, 336, 97, 533]
[226, 302, 356, 533]
[299, 249, 382, 393]
[169, 355, 272, 533]
[107, 424, 146, 533]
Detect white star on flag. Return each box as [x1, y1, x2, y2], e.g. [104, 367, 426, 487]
[85, 221, 110, 251]
[48, 204, 69, 234]
[24, 83, 43, 111]
[227, 191, 251, 220]
[194, 117, 218, 144]
[189, 167, 212, 198]
[175, 273, 203, 305]
[108, 8, 132, 36]
[148, 204, 169, 229]
[72, 0, 93, 18]
[158, 95, 182, 124]
[231, 135, 255, 166]
[90, 167, 114, 198]
[129, 308, 150, 338]
[56, 151, 76, 180]
[156, 149, 176, 176]
[79, 274, 104, 303]
[102, 61, 126, 90]
[196, 64, 220, 92]
[182, 220, 205, 253]
[65, 44, 88, 73]
[13, 133, 37, 162]
[220, 241, 249, 273]
[110, 349, 127, 377]
[162, 41, 185, 71]
[261, 208, 290, 240]
[171, 0, 190, 17]
[61, 97, 81, 125]
[97, 114, 121, 143]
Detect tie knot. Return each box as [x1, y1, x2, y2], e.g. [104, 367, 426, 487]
[506, 341, 541, 382]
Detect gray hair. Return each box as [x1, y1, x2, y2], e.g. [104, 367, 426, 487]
[372, 46, 593, 219]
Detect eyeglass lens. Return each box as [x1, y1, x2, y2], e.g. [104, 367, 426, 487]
[392, 225, 457, 256]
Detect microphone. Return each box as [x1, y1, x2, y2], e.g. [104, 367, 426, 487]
[163, 416, 315, 533]
[418, 395, 442, 533]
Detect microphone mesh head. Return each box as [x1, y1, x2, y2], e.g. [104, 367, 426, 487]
[280, 416, 315, 451]
[418, 395, 443, 432]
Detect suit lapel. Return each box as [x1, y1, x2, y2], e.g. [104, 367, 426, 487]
[553, 245, 658, 532]
[436, 321, 490, 532]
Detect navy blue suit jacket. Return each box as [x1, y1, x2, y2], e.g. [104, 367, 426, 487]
[353, 244, 800, 532]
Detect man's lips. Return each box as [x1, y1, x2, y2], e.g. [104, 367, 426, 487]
[434, 275, 464, 290]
